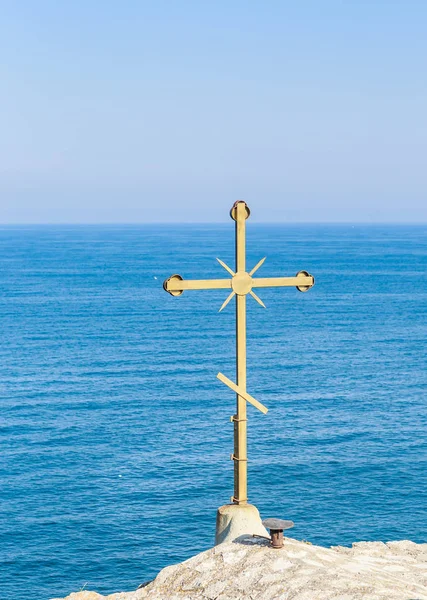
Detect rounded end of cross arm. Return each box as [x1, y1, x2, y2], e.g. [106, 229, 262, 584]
[163, 274, 184, 296]
[296, 270, 315, 292]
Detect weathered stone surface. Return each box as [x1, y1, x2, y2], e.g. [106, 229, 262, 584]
[52, 536, 427, 600]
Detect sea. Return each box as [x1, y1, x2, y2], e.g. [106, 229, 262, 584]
[1, 223, 426, 600]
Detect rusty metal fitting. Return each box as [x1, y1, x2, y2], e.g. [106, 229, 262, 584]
[262, 518, 294, 549]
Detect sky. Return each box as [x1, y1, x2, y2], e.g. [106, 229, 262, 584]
[0, 1, 426, 223]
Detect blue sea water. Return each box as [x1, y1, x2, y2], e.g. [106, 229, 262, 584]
[1, 223, 426, 600]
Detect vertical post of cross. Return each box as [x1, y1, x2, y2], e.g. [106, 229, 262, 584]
[233, 201, 248, 504]
[163, 199, 315, 543]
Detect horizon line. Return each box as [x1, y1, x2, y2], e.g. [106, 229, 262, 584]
[0, 221, 426, 226]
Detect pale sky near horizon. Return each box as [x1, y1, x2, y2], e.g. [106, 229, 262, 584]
[1, 1, 426, 223]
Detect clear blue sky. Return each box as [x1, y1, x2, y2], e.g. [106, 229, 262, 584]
[1, 1, 426, 223]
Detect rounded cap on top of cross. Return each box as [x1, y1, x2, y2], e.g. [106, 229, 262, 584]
[230, 200, 250, 221]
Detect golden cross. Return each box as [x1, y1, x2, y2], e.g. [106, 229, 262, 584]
[163, 201, 314, 505]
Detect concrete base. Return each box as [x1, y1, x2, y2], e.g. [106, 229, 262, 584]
[215, 503, 269, 545]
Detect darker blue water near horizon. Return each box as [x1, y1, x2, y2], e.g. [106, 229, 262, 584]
[1, 224, 426, 600]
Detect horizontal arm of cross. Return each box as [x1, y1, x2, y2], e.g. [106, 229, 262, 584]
[172, 279, 231, 290]
[252, 274, 314, 289]
[164, 271, 314, 296]
[165, 276, 231, 293]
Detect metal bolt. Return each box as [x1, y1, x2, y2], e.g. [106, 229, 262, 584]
[262, 518, 294, 549]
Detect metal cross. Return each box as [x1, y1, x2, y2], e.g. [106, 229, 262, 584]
[163, 201, 314, 505]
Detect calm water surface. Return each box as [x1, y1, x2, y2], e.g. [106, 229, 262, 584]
[1, 224, 426, 600]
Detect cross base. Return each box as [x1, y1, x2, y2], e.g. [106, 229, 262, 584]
[215, 503, 268, 545]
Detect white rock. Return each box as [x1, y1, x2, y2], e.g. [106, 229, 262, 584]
[53, 537, 427, 600]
